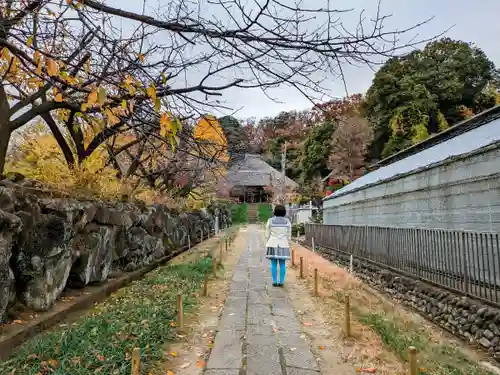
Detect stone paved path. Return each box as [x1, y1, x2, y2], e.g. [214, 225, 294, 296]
[205, 226, 321, 375]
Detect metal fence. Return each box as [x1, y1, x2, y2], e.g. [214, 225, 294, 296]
[305, 223, 500, 306]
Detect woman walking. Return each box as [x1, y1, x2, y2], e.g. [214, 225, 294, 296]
[265, 204, 292, 287]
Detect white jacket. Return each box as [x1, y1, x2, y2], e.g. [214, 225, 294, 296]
[265, 217, 292, 248]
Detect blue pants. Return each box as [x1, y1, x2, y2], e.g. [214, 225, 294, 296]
[270, 258, 286, 284]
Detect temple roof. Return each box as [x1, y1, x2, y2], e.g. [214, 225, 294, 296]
[226, 154, 298, 189]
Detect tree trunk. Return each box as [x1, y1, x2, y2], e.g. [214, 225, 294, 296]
[0, 123, 11, 175]
[0, 85, 11, 175]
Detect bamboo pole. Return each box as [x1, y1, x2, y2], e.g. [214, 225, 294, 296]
[300, 257, 304, 279]
[314, 268, 319, 296]
[177, 294, 184, 329]
[131, 347, 140, 375]
[408, 346, 417, 375]
[344, 294, 351, 337]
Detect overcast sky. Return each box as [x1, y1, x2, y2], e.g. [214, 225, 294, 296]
[111, 0, 500, 120]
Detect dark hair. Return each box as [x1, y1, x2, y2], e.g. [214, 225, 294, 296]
[273, 204, 286, 217]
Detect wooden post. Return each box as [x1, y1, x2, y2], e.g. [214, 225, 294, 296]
[300, 257, 304, 279]
[408, 346, 417, 375]
[344, 294, 351, 337]
[131, 347, 140, 375]
[218, 242, 223, 265]
[203, 274, 208, 296]
[314, 268, 319, 296]
[177, 294, 184, 329]
[291, 249, 296, 267]
[312, 237, 315, 252]
[225, 238, 228, 252]
[349, 254, 353, 274]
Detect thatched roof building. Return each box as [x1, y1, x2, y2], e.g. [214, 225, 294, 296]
[225, 154, 298, 202]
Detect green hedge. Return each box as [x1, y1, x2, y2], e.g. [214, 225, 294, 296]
[291, 223, 305, 236]
[231, 203, 248, 224]
[257, 203, 273, 223]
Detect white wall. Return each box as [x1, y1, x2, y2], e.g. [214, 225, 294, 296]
[323, 142, 500, 232]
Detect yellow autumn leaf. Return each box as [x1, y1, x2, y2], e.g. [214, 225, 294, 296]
[138, 53, 145, 62]
[154, 98, 161, 113]
[33, 50, 40, 63]
[129, 101, 134, 113]
[35, 58, 43, 75]
[122, 99, 127, 109]
[128, 85, 135, 96]
[27, 36, 34, 48]
[9, 57, 18, 74]
[66, 0, 73, 4]
[146, 85, 156, 100]
[160, 113, 171, 137]
[98, 87, 107, 106]
[161, 72, 167, 85]
[46, 58, 59, 77]
[81, 103, 87, 112]
[105, 108, 120, 125]
[55, 93, 63, 102]
[87, 89, 98, 106]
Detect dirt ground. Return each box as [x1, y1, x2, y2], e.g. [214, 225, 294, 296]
[287, 242, 500, 375]
[151, 226, 246, 375]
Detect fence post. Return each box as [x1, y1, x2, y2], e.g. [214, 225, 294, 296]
[188, 235, 191, 249]
[461, 231, 469, 295]
[203, 274, 208, 296]
[408, 346, 417, 375]
[131, 347, 140, 375]
[349, 254, 353, 274]
[314, 268, 319, 296]
[177, 294, 184, 329]
[312, 237, 315, 253]
[344, 294, 351, 337]
[300, 257, 304, 278]
[292, 249, 296, 267]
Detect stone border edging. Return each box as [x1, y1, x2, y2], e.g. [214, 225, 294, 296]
[0, 233, 227, 361]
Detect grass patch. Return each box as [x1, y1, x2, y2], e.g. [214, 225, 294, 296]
[357, 311, 494, 375]
[231, 203, 248, 224]
[0, 256, 218, 375]
[257, 203, 272, 223]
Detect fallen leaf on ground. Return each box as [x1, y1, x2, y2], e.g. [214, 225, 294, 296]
[318, 345, 325, 350]
[170, 351, 178, 357]
[167, 370, 175, 375]
[356, 368, 377, 373]
[180, 362, 190, 369]
[13, 319, 24, 324]
[303, 322, 313, 326]
[196, 360, 205, 368]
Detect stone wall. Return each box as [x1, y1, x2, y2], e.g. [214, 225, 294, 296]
[311, 244, 500, 363]
[0, 178, 231, 322]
